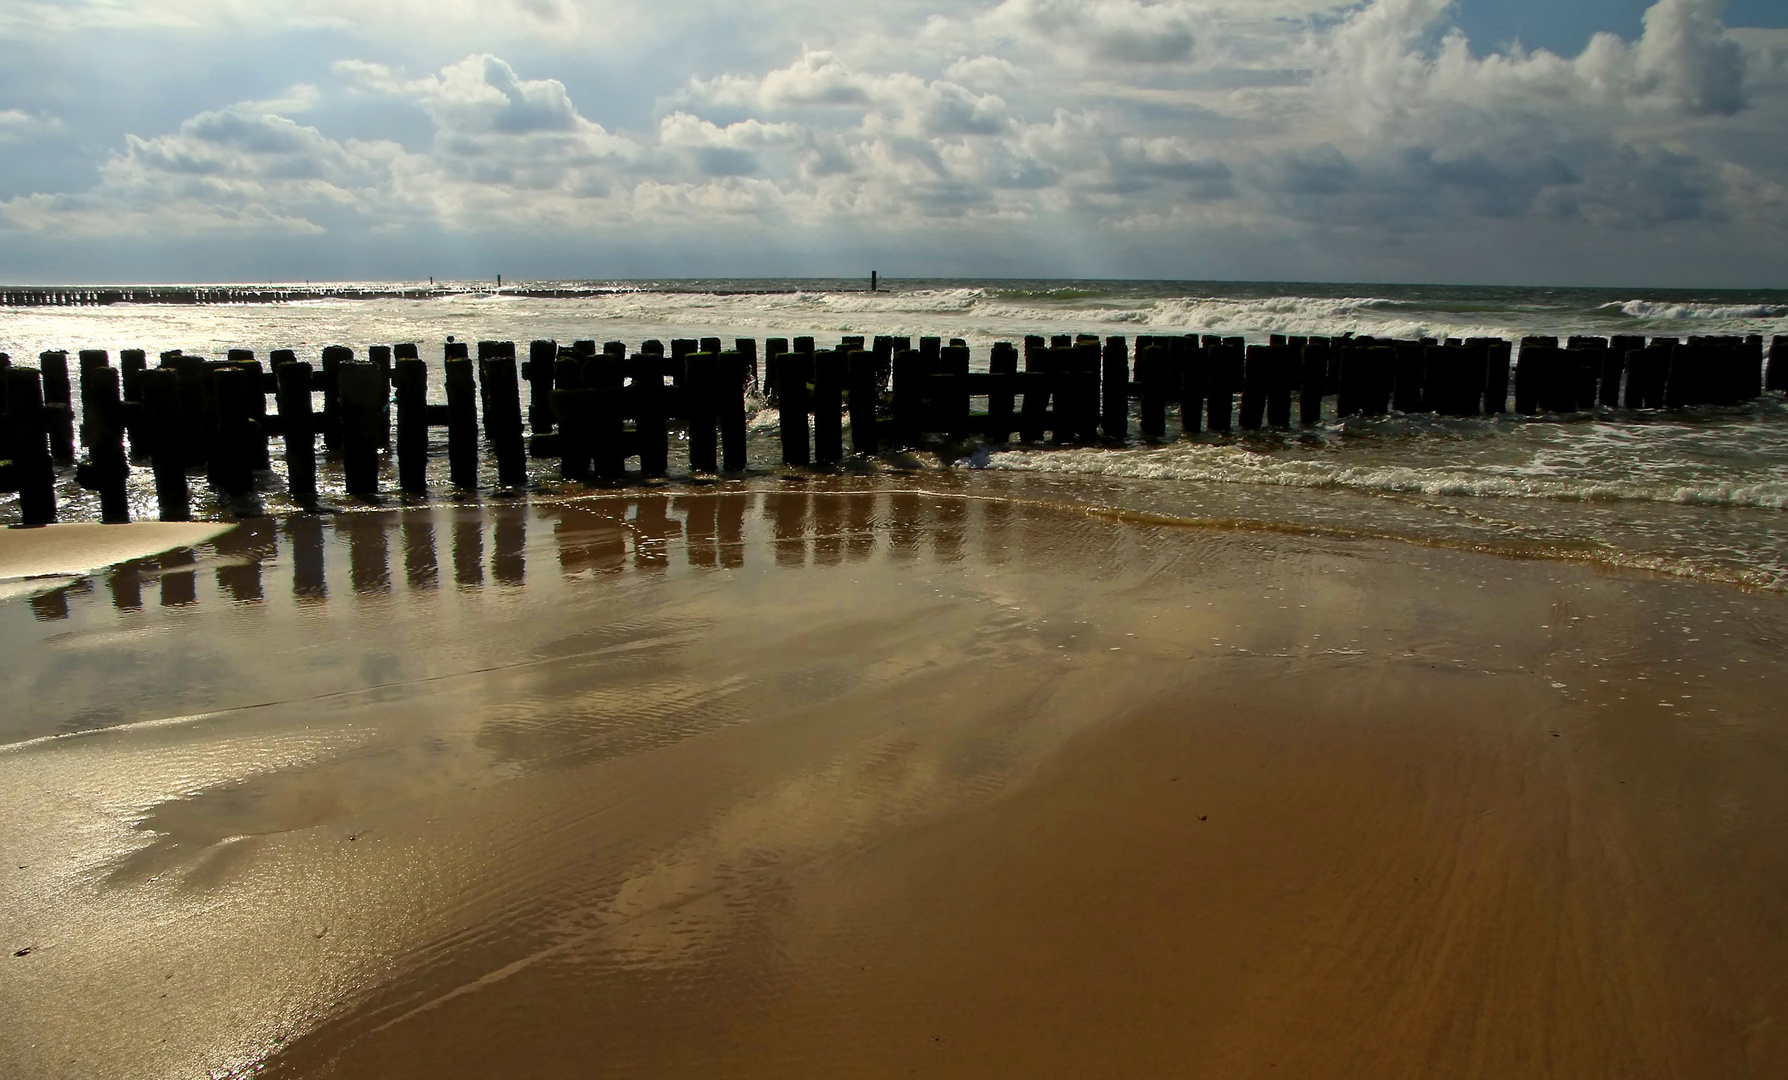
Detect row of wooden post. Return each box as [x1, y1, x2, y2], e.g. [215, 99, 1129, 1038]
[2, 333, 1784, 526]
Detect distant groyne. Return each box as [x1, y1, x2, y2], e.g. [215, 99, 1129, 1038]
[0, 284, 816, 307]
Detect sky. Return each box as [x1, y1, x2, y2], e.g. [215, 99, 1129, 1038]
[0, 0, 1785, 287]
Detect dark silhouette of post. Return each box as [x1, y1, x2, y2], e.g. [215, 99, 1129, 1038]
[721, 350, 749, 472]
[138, 367, 191, 519]
[275, 361, 317, 508]
[338, 361, 384, 498]
[4, 368, 56, 524]
[394, 356, 429, 493]
[445, 343, 480, 489]
[685, 349, 719, 474]
[848, 349, 880, 455]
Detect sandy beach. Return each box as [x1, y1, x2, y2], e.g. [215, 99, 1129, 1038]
[1, 484, 1784, 1078]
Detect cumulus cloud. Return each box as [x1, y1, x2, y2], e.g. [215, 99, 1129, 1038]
[0, 0, 1781, 278]
[0, 109, 63, 144]
[979, 0, 1203, 64]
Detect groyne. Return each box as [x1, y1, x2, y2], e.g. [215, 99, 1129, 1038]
[0, 331, 1782, 525]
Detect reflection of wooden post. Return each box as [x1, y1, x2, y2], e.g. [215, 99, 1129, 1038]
[4, 368, 56, 524]
[403, 516, 438, 589]
[493, 506, 525, 586]
[275, 362, 316, 508]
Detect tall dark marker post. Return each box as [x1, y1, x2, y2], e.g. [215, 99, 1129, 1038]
[870, 271, 878, 293]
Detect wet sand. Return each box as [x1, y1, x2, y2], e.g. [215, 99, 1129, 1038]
[2, 485, 1785, 1079]
[0, 521, 234, 583]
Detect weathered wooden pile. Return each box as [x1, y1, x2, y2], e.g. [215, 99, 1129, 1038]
[0, 332, 1783, 526]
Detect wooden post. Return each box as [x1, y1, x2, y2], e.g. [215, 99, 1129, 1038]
[686, 350, 719, 474]
[988, 342, 1018, 443]
[1482, 339, 1511, 413]
[1266, 345, 1295, 428]
[394, 356, 429, 493]
[75, 365, 128, 522]
[1297, 341, 1325, 425]
[1019, 338, 1050, 442]
[5, 368, 56, 524]
[368, 345, 393, 450]
[320, 345, 351, 452]
[1767, 336, 1788, 393]
[892, 348, 923, 446]
[479, 344, 527, 487]
[39, 350, 75, 461]
[445, 344, 480, 489]
[76, 350, 108, 458]
[143, 367, 194, 519]
[338, 361, 383, 498]
[872, 335, 894, 393]
[847, 349, 879, 456]
[211, 366, 256, 497]
[1174, 337, 1202, 436]
[764, 338, 789, 405]
[939, 344, 971, 439]
[812, 349, 846, 464]
[525, 340, 557, 434]
[777, 350, 812, 466]
[1140, 345, 1168, 439]
[1206, 341, 1237, 432]
[591, 354, 626, 482]
[552, 356, 591, 482]
[633, 352, 669, 478]
[1239, 346, 1270, 430]
[720, 350, 749, 472]
[1102, 337, 1129, 440]
[1392, 343, 1425, 413]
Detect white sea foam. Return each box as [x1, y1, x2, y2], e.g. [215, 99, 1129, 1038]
[982, 444, 1788, 511]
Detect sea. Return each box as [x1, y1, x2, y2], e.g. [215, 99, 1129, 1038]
[4, 278, 1787, 591]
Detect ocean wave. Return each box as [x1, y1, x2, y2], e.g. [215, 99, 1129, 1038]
[982, 444, 1788, 510]
[1609, 300, 1788, 322]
